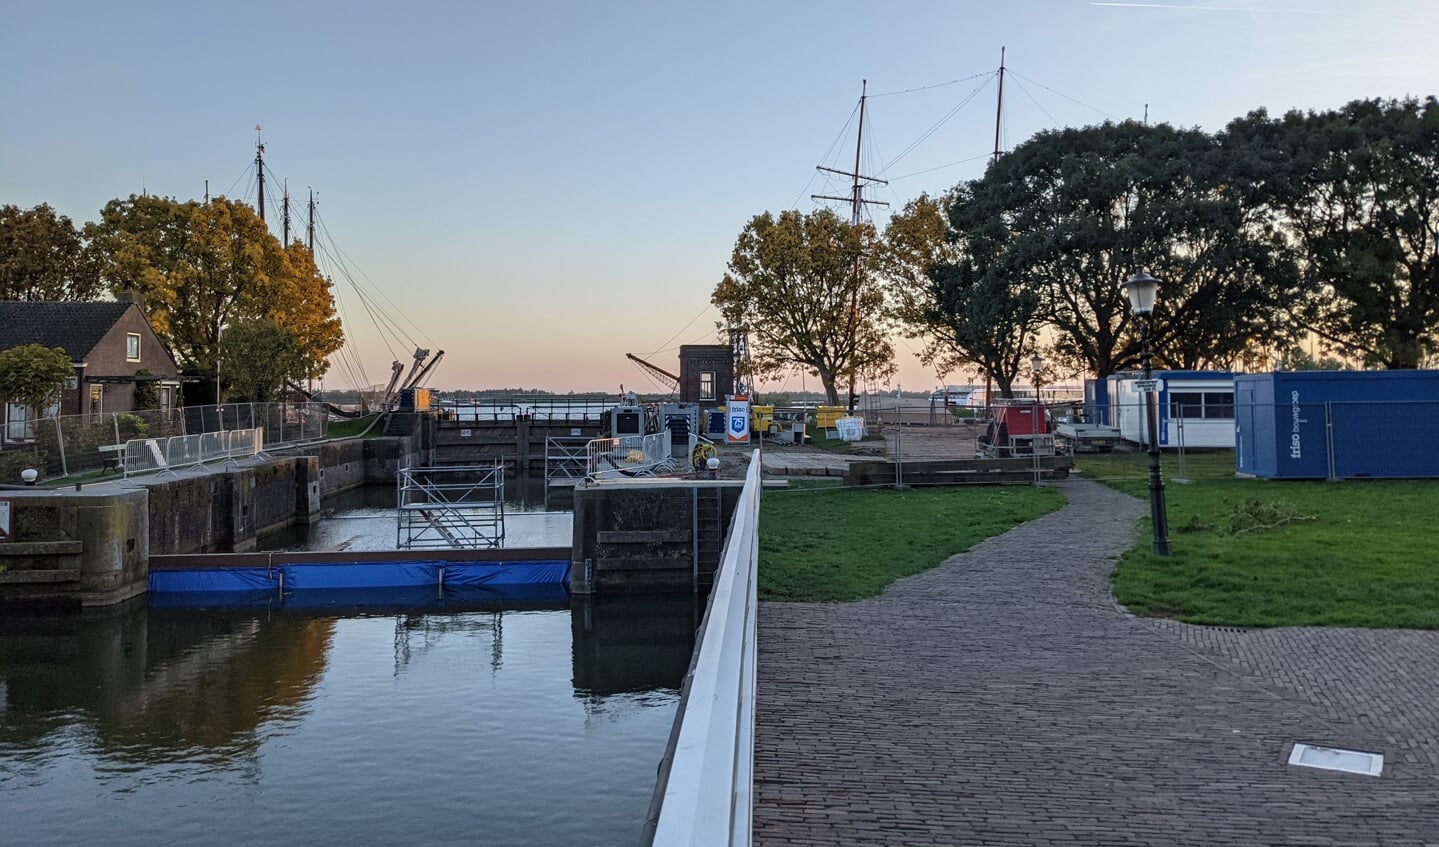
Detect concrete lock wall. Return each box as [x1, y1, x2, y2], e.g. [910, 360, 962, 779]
[569, 480, 744, 595]
[0, 489, 150, 607]
[0, 434, 420, 607]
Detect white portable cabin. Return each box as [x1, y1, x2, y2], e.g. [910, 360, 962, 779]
[1108, 371, 1236, 449]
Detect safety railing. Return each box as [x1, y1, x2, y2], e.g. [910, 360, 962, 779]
[545, 436, 591, 483]
[585, 433, 676, 479]
[0, 402, 324, 481]
[122, 428, 264, 478]
[645, 451, 760, 847]
[444, 397, 617, 423]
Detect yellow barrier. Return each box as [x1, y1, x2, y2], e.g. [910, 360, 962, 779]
[815, 405, 847, 429]
[750, 405, 775, 434]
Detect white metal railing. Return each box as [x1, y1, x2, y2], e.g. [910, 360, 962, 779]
[648, 451, 760, 847]
[585, 433, 676, 479]
[545, 436, 591, 483]
[122, 427, 264, 477]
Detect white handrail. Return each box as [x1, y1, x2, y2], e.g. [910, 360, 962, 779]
[650, 451, 760, 847]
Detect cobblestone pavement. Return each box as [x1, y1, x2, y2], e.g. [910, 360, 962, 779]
[753, 479, 1439, 846]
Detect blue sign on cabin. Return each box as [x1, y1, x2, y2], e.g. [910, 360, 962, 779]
[1234, 370, 1439, 479]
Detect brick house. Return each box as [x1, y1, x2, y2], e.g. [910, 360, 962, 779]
[0, 299, 181, 444]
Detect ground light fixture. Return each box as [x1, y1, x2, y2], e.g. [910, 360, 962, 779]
[21, 468, 38, 486]
[1122, 271, 1171, 556]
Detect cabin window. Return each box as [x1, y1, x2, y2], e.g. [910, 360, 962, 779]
[699, 371, 716, 401]
[1169, 390, 1233, 419]
[126, 333, 141, 362]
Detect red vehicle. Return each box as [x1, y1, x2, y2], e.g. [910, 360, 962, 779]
[976, 398, 1054, 458]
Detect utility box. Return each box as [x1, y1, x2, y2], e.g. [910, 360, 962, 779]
[611, 405, 645, 438]
[397, 387, 431, 411]
[1235, 370, 1439, 479]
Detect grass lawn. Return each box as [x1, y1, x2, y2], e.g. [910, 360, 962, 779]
[326, 414, 382, 438]
[758, 481, 1065, 602]
[1079, 450, 1439, 629]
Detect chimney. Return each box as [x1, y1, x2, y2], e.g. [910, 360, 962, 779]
[115, 289, 146, 313]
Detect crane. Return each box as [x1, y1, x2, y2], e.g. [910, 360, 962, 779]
[625, 353, 679, 395]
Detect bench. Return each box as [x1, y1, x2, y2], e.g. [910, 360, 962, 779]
[99, 443, 126, 475]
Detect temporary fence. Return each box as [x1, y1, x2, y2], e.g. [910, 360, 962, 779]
[586, 432, 683, 479]
[0, 403, 327, 482]
[645, 451, 760, 847]
[121, 428, 264, 477]
[545, 436, 591, 484]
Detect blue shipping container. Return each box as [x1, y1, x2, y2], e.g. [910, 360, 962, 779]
[1234, 370, 1439, 479]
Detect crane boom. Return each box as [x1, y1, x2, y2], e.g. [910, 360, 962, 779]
[625, 353, 679, 393]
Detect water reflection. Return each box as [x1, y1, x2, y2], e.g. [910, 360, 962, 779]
[0, 595, 693, 847]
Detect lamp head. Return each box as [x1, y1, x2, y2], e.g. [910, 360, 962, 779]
[1122, 271, 1162, 316]
[21, 468, 38, 485]
[1030, 354, 1042, 375]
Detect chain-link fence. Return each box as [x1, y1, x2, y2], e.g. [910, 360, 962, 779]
[0, 402, 328, 482]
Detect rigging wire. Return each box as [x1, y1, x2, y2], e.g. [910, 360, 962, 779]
[649, 303, 719, 359]
[886, 152, 993, 184]
[1005, 69, 1119, 121]
[877, 73, 996, 177]
[1007, 76, 1063, 131]
[868, 71, 993, 99]
[792, 101, 861, 209]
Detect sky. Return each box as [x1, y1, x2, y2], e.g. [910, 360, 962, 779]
[3, 0, 1436, 395]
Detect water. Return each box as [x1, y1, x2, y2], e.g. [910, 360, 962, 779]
[0, 595, 696, 846]
[259, 479, 575, 552]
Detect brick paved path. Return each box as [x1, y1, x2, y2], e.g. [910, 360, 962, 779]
[754, 479, 1439, 846]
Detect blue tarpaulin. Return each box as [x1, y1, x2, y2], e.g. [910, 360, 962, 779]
[149, 558, 570, 608]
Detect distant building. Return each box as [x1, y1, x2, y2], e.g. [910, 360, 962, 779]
[678, 344, 734, 406]
[0, 299, 181, 445]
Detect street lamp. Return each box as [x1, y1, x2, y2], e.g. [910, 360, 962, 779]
[1122, 271, 1171, 556]
[1030, 354, 1043, 485]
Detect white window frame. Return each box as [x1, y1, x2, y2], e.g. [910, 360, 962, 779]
[126, 333, 141, 362]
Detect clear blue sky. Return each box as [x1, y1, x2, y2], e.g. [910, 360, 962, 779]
[3, 0, 1435, 393]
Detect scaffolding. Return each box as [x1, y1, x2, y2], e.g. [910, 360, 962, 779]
[396, 463, 506, 549]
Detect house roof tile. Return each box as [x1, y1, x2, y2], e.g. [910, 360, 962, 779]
[0, 301, 136, 361]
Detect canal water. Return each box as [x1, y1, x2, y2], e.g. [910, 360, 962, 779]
[2, 479, 696, 846]
[0, 595, 695, 846]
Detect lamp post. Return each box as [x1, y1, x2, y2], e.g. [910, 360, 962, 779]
[1030, 354, 1043, 485]
[1122, 271, 1171, 556]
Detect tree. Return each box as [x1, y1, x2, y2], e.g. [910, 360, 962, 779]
[712, 209, 893, 405]
[973, 121, 1301, 378]
[0, 204, 103, 301]
[220, 320, 306, 403]
[1225, 97, 1439, 368]
[274, 241, 344, 381]
[882, 192, 1045, 398]
[0, 344, 74, 416]
[85, 195, 344, 378]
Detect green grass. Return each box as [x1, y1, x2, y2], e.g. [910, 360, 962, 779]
[326, 414, 382, 438]
[1079, 450, 1439, 629]
[758, 481, 1065, 602]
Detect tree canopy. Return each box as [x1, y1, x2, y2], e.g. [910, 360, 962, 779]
[0, 204, 103, 301]
[0, 344, 74, 414]
[220, 319, 307, 403]
[712, 209, 893, 405]
[84, 195, 343, 378]
[1224, 97, 1439, 368]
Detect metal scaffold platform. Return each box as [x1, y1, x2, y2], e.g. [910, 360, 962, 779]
[396, 463, 507, 549]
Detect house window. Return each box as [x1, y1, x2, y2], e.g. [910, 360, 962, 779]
[699, 371, 716, 401]
[126, 333, 141, 362]
[89, 384, 104, 420]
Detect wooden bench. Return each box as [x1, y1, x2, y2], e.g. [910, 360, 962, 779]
[98, 443, 126, 475]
